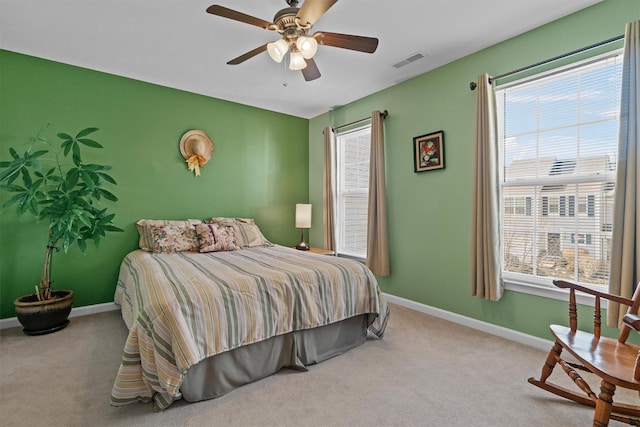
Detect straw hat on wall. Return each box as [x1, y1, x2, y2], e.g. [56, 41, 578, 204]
[179, 130, 214, 176]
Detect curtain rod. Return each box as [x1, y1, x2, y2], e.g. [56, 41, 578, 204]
[469, 34, 624, 90]
[332, 110, 388, 132]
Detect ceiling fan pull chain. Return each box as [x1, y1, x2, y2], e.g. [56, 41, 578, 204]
[282, 56, 289, 87]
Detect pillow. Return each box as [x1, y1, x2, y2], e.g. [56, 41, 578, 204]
[195, 223, 239, 252]
[136, 219, 201, 252]
[148, 223, 199, 253]
[204, 217, 272, 248]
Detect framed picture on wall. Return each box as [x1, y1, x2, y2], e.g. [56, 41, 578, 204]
[413, 130, 445, 173]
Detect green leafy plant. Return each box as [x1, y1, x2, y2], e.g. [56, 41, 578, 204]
[0, 126, 122, 300]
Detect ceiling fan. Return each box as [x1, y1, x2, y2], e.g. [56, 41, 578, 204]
[206, 0, 379, 82]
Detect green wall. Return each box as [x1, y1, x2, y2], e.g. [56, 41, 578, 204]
[0, 51, 309, 318]
[308, 0, 640, 340]
[1, 0, 637, 341]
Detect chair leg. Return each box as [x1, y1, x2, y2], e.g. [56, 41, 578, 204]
[593, 380, 616, 427]
[540, 340, 563, 383]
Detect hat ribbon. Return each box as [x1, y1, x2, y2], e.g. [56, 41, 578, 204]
[186, 154, 207, 176]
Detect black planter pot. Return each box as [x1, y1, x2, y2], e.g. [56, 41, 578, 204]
[14, 290, 74, 336]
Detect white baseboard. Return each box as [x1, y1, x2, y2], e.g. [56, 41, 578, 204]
[382, 292, 554, 352]
[0, 302, 120, 330]
[1, 293, 553, 351]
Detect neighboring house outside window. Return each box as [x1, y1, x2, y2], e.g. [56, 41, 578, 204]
[497, 50, 622, 292]
[335, 125, 371, 259]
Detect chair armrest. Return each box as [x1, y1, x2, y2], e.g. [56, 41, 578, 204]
[553, 280, 637, 338]
[553, 280, 634, 306]
[623, 314, 640, 332]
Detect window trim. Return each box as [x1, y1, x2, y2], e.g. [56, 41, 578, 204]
[504, 277, 601, 307]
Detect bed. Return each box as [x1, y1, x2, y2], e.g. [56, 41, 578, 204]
[110, 240, 389, 410]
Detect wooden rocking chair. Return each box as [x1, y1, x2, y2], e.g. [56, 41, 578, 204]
[528, 280, 640, 426]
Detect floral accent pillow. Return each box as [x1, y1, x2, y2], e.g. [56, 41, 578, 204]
[195, 223, 239, 252]
[204, 217, 272, 248]
[136, 219, 202, 252]
[148, 224, 199, 253]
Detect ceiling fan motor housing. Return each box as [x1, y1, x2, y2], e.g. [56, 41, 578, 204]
[273, 7, 310, 44]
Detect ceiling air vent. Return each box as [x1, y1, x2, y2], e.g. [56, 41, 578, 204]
[393, 53, 425, 69]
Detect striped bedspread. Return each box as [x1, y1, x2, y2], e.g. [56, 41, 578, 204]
[111, 245, 389, 409]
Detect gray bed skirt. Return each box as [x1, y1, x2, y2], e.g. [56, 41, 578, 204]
[180, 314, 369, 402]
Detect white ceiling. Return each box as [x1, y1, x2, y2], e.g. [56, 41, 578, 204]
[0, 0, 601, 119]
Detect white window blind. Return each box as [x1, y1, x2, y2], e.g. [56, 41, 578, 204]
[335, 125, 370, 258]
[497, 50, 622, 289]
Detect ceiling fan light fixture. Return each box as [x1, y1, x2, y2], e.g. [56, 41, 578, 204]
[267, 38, 289, 63]
[296, 35, 318, 59]
[289, 50, 307, 70]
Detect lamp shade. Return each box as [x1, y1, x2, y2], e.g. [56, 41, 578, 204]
[267, 39, 289, 63]
[295, 204, 312, 228]
[289, 51, 307, 70]
[296, 35, 318, 59]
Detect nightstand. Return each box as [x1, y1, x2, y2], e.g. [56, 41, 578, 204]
[292, 247, 335, 256]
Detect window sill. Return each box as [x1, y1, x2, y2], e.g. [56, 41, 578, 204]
[336, 252, 366, 263]
[504, 278, 602, 308]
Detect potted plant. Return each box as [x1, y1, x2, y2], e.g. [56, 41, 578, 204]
[0, 125, 122, 335]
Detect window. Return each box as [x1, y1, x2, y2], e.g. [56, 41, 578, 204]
[504, 196, 532, 216]
[497, 50, 622, 290]
[335, 125, 370, 258]
[571, 234, 593, 245]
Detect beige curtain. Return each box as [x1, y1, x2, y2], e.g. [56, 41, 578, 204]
[323, 126, 336, 251]
[366, 111, 390, 276]
[470, 73, 503, 301]
[608, 21, 640, 327]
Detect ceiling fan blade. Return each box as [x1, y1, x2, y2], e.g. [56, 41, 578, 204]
[296, 0, 338, 26]
[206, 5, 273, 30]
[227, 44, 268, 65]
[315, 32, 379, 53]
[301, 58, 321, 81]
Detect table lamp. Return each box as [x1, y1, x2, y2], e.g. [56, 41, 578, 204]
[295, 203, 311, 250]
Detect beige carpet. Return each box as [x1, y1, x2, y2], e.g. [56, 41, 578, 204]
[0, 303, 636, 427]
